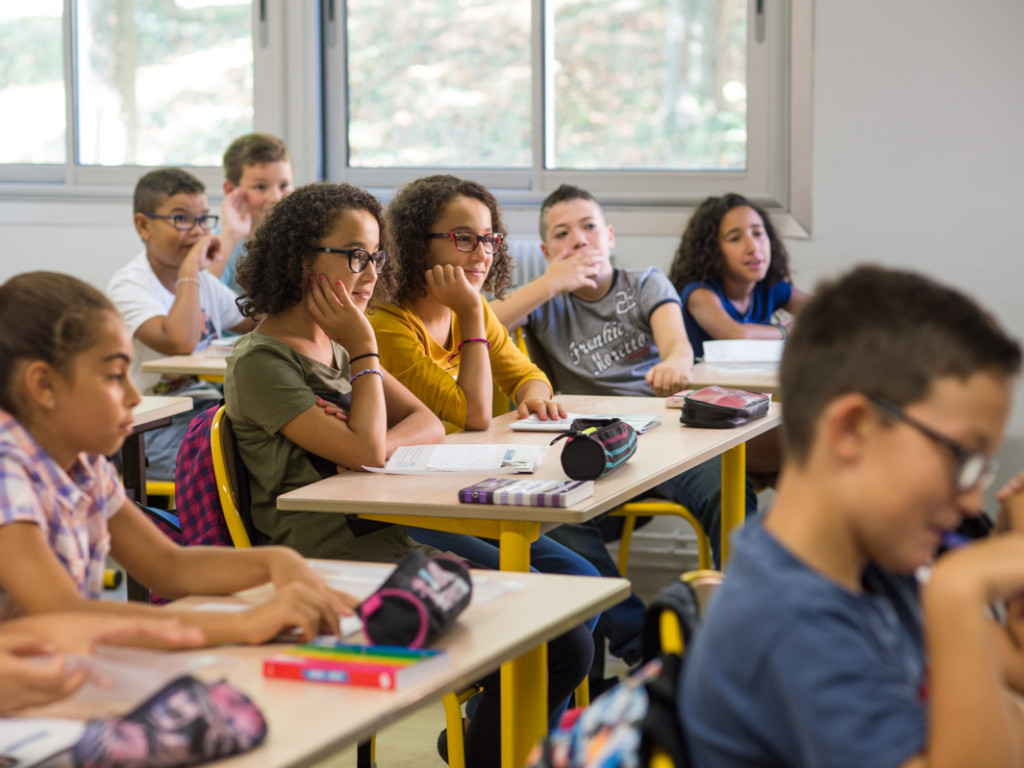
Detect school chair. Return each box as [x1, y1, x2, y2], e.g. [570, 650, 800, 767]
[209, 406, 253, 548]
[610, 502, 713, 574]
[144, 479, 176, 508]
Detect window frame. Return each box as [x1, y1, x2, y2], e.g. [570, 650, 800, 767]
[0, 0, 812, 235]
[324, 0, 813, 235]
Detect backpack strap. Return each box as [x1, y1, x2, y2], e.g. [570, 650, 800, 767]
[638, 579, 702, 768]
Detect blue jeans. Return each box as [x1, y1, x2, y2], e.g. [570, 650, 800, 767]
[407, 528, 599, 728]
[544, 522, 647, 666]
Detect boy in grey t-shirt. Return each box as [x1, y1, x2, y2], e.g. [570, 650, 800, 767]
[492, 183, 757, 674]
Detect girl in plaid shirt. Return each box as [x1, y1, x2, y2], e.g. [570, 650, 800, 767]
[0, 271, 355, 646]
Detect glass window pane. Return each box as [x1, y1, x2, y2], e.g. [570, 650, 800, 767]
[76, 0, 252, 167]
[550, 0, 747, 171]
[347, 0, 531, 169]
[0, 1, 66, 164]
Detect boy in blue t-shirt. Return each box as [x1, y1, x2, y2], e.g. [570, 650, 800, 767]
[207, 132, 294, 293]
[683, 265, 1024, 768]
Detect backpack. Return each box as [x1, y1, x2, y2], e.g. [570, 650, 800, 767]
[171, 404, 237, 548]
[527, 579, 701, 768]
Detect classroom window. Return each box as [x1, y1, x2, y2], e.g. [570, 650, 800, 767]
[327, 0, 798, 216]
[0, 0, 252, 173]
[0, 1, 65, 164]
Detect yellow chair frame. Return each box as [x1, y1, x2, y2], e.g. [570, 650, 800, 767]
[610, 502, 713, 575]
[209, 406, 252, 548]
[145, 479, 175, 508]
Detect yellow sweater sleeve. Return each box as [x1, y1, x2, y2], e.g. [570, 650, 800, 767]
[370, 298, 550, 431]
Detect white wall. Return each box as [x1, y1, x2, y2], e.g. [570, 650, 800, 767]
[3, 0, 1024, 498]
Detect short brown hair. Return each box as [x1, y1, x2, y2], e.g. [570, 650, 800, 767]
[133, 168, 205, 215]
[538, 184, 601, 240]
[222, 133, 290, 186]
[0, 272, 117, 415]
[780, 265, 1022, 463]
[385, 175, 513, 306]
[236, 182, 392, 318]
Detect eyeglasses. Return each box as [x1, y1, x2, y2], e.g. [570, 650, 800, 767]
[868, 396, 998, 493]
[143, 212, 219, 231]
[311, 246, 389, 273]
[429, 232, 503, 254]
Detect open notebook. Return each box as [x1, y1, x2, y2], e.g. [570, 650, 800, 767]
[509, 413, 661, 434]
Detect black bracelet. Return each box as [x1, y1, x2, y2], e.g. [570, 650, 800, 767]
[349, 352, 380, 364]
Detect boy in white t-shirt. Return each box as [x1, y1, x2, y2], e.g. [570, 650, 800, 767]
[107, 167, 254, 481]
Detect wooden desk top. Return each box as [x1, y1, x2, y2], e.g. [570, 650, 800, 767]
[131, 396, 193, 430]
[278, 394, 781, 524]
[141, 354, 228, 378]
[30, 565, 628, 768]
[688, 361, 780, 396]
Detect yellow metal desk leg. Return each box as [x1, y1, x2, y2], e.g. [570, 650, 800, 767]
[720, 442, 746, 566]
[499, 521, 546, 768]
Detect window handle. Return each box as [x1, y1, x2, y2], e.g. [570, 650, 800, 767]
[755, 0, 765, 44]
[325, 0, 337, 48]
[259, 0, 268, 47]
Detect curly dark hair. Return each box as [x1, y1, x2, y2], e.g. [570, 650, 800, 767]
[667, 193, 791, 291]
[235, 182, 393, 318]
[384, 175, 513, 306]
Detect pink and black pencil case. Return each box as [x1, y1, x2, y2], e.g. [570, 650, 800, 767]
[357, 551, 473, 648]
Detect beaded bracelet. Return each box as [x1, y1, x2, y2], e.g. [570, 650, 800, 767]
[350, 368, 384, 384]
[176, 277, 201, 288]
[458, 337, 491, 352]
[349, 352, 380, 364]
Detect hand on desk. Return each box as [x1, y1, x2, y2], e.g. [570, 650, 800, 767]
[267, 547, 359, 618]
[236, 582, 348, 644]
[0, 615, 205, 714]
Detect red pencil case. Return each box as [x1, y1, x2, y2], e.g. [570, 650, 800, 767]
[679, 386, 770, 429]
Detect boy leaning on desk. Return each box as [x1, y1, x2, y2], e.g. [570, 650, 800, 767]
[683, 265, 1024, 768]
[490, 183, 759, 685]
[106, 168, 255, 482]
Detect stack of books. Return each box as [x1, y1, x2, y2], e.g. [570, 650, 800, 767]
[458, 477, 595, 507]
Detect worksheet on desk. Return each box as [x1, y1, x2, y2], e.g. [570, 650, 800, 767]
[364, 443, 547, 474]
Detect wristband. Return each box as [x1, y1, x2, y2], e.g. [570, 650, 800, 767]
[349, 352, 380, 364]
[458, 337, 491, 351]
[176, 277, 201, 288]
[350, 368, 384, 384]
[776, 323, 788, 341]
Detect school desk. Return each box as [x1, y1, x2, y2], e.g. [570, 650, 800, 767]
[688, 361, 781, 397]
[124, 396, 193, 506]
[278, 394, 780, 766]
[140, 352, 227, 382]
[29, 565, 629, 768]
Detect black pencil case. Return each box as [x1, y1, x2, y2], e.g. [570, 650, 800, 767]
[552, 417, 638, 481]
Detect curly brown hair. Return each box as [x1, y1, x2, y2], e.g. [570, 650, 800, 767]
[667, 193, 791, 291]
[235, 182, 393, 318]
[384, 175, 513, 306]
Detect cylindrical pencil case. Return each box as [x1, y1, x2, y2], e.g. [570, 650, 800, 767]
[357, 551, 473, 648]
[552, 417, 638, 481]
